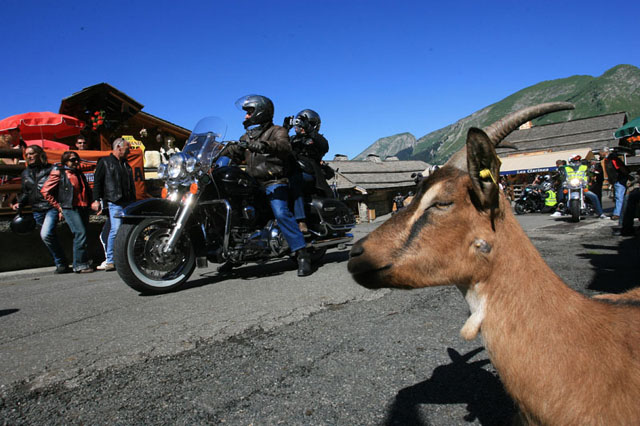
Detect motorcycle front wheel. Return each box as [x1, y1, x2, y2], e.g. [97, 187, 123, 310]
[114, 218, 196, 294]
[569, 199, 581, 223]
[514, 201, 526, 215]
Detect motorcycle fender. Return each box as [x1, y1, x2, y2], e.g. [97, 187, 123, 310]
[120, 198, 179, 222]
[120, 198, 208, 257]
[569, 192, 580, 200]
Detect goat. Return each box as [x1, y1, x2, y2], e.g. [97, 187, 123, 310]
[348, 103, 640, 425]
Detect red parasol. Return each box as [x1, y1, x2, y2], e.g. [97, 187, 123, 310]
[0, 111, 85, 140]
[24, 139, 70, 150]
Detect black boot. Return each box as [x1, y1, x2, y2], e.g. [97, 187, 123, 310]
[297, 248, 312, 277]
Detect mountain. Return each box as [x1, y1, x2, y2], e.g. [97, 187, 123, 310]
[354, 64, 640, 164]
[354, 132, 416, 160]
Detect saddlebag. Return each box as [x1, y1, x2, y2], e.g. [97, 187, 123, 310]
[308, 198, 355, 232]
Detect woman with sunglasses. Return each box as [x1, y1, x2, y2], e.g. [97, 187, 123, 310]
[41, 151, 94, 273]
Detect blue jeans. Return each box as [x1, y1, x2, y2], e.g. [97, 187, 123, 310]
[613, 181, 626, 216]
[33, 208, 67, 267]
[290, 171, 315, 221]
[584, 191, 603, 216]
[105, 202, 126, 264]
[62, 207, 90, 271]
[264, 184, 306, 253]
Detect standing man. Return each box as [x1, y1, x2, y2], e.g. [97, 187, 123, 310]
[222, 94, 312, 277]
[91, 138, 136, 271]
[602, 147, 629, 221]
[12, 145, 70, 273]
[74, 135, 88, 150]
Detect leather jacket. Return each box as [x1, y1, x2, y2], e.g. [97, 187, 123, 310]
[93, 154, 136, 205]
[41, 165, 92, 210]
[290, 133, 333, 198]
[290, 133, 329, 164]
[226, 123, 291, 184]
[16, 163, 55, 212]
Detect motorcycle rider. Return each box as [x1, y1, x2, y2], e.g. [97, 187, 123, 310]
[287, 109, 332, 233]
[221, 95, 312, 277]
[563, 154, 608, 219]
[540, 180, 558, 214]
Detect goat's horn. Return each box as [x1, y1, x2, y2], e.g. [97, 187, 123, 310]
[483, 102, 575, 146]
[445, 102, 575, 170]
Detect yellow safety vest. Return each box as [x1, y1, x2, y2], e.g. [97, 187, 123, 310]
[564, 164, 588, 182]
[545, 190, 557, 206]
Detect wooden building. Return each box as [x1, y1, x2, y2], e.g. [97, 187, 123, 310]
[497, 112, 627, 174]
[495, 112, 628, 194]
[59, 83, 190, 152]
[326, 154, 428, 221]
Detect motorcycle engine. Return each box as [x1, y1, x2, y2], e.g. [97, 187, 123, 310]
[228, 222, 289, 263]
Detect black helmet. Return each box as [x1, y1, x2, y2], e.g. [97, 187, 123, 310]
[294, 109, 321, 135]
[11, 212, 36, 234]
[235, 95, 274, 128]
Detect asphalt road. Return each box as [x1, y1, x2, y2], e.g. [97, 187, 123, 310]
[1, 212, 638, 425]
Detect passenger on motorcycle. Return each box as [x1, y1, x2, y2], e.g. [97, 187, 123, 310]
[563, 154, 607, 219]
[221, 95, 313, 277]
[287, 109, 332, 234]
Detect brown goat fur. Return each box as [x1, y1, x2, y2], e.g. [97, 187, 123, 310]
[348, 125, 640, 424]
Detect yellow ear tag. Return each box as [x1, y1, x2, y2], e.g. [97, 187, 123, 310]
[479, 168, 497, 184]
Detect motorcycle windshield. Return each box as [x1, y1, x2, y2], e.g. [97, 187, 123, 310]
[183, 117, 228, 167]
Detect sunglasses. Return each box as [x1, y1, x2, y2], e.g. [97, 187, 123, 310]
[68, 158, 80, 163]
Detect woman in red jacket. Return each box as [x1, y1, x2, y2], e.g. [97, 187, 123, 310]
[41, 151, 94, 273]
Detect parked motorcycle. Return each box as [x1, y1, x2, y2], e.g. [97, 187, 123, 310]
[114, 117, 355, 294]
[514, 185, 544, 215]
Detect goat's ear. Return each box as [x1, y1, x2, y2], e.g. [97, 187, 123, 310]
[466, 128, 501, 212]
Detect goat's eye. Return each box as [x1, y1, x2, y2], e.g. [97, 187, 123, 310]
[434, 201, 453, 209]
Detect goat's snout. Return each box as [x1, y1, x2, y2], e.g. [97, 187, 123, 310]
[349, 239, 365, 258]
[348, 237, 393, 289]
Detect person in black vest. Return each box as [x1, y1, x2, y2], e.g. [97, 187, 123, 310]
[41, 151, 94, 273]
[91, 138, 135, 271]
[12, 145, 70, 273]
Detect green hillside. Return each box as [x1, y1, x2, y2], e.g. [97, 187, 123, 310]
[355, 64, 640, 164]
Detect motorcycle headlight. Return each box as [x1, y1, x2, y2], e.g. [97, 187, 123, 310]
[569, 178, 581, 187]
[168, 153, 187, 179]
[157, 163, 167, 180]
[185, 157, 197, 173]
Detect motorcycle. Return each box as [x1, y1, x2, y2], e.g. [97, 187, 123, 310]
[514, 185, 544, 215]
[563, 177, 594, 222]
[114, 117, 355, 294]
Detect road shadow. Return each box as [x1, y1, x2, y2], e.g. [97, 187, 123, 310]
[139, 249, 353, 296]
[0, 309, 19, 318]
[384, 347, 516, 426]
[581, 236, 640, 294]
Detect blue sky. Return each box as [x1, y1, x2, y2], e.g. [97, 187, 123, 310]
[1, 0, 638, 159]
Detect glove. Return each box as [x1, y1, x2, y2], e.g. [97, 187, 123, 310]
[303, 137, 314, 146]
[248, 141, 266, 153]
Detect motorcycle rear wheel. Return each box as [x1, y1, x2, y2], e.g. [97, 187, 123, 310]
[569, 199, 581, 223]
[114, 218, 196, 294]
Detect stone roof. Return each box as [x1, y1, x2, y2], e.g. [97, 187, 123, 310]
[496, 112, 627, 155]
[326, 160, 429, 190]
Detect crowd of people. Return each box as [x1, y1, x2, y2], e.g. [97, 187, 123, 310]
[8, 94, 332, 277]
[11, 138, 135, 273]
[503, 148, 638, 233]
